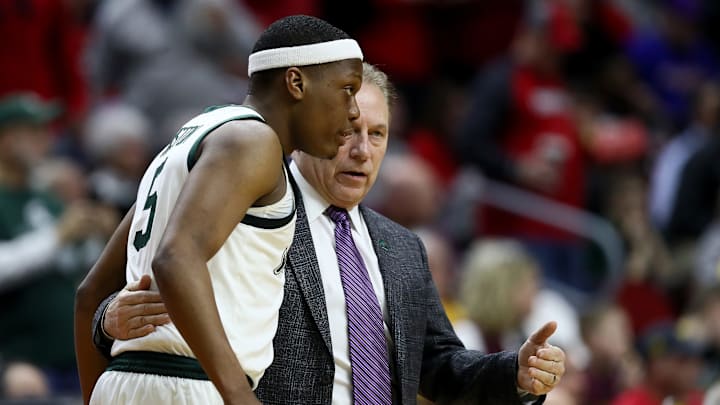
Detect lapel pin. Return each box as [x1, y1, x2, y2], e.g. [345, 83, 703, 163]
[378, 240, 389, 251]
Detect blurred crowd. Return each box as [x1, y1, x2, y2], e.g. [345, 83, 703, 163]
[1, 0, 720, 404]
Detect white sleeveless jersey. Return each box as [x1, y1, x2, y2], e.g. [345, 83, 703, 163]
[111, 105, 295, 388]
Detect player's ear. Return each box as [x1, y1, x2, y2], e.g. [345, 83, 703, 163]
[285, 67, 306, 100]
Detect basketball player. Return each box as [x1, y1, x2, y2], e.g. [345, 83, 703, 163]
[74, 15, 363, 405]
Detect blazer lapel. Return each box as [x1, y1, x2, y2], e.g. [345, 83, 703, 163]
[287, 173, 333, 354]
[360, 206, 407, 401]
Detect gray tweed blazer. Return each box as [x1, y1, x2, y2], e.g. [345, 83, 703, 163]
[254, 184, 529, 405]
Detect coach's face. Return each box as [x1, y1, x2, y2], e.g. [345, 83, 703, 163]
[294, 82, 389, 209]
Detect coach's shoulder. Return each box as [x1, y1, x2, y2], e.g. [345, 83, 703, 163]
[360, 206, 421, 244]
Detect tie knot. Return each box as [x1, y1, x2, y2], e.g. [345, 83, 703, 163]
[325, 205, 350, 226]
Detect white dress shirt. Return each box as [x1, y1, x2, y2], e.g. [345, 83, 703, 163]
[290, 161, 392, 405]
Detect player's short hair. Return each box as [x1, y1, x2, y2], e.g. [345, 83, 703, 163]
[252, 15, 351, 54]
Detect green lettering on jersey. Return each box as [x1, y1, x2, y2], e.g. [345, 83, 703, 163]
[158, 126, 199, 158]
[173, 125, 199, 146]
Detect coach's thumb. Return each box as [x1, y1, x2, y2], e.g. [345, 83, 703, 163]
[127, 274, 153, 292]
[529, 321, 557, 346]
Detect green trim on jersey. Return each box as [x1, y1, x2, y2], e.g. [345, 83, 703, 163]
[240, 161, 296, 229]
[241, 211, 295, 229]
[203, 104, 233, 113]
[186, 114, 266, 171]
[240, 159, 300, 229]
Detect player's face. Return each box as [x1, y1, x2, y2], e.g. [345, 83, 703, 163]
[295, 82, 389, 209]
[296, 59, 362, 159]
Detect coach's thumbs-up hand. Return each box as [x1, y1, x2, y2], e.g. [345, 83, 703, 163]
[517, 321, 566, 396]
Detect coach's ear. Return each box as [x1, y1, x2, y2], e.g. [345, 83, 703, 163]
[285, 67, 306, 100]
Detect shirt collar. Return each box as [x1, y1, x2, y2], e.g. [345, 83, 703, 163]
[289, 160, 362, 229]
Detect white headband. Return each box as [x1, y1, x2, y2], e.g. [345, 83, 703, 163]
[248, 39, 363, 76]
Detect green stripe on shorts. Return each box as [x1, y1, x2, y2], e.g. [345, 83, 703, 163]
[107, 351, 209, 380]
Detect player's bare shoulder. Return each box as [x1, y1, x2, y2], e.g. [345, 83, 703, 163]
[201, 118, 282, 162]
[193, 118, 285, 202]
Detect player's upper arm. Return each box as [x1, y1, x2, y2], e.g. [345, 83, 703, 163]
[158, 120, 284, 262]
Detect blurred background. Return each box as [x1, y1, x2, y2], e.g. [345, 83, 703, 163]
[1, 0, 720, 404]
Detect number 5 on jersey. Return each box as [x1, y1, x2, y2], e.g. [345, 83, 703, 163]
[133, 159, 167, 251]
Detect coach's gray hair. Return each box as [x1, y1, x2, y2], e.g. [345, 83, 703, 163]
[362, 63, 397, 112]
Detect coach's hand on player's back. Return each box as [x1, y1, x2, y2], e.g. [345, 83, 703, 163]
[104, 274, 170, 340]
[517, 321, 566, 396]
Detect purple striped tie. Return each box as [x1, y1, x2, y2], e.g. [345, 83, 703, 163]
[326, 206, 392, 405]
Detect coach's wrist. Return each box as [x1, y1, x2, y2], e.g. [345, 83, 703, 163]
[92, 292, 119, 359]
